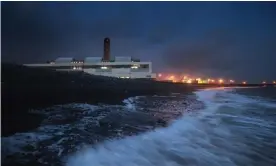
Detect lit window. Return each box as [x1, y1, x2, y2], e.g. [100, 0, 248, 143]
[101, 66, 108, 69]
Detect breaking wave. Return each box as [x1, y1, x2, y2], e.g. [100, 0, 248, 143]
[66, 88, 276, 166]
[2, 94, 199, 166]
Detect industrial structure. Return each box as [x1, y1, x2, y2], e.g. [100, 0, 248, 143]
[103, 37, 110, 61]
[24, 38, 156, 79]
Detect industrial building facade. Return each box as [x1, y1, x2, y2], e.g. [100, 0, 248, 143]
[24, 38, 156, 79]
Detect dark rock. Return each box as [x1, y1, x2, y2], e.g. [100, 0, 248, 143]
[157, 119, 167, 127]
[22, 145, 35, 151]
[2, 63, 195, 136]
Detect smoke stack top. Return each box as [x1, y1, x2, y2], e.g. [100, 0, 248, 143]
[103, 37, 110, 61]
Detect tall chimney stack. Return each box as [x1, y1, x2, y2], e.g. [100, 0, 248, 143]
[103, 37, 110, 61]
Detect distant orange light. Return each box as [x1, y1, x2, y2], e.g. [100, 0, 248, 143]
[218, 79, 224, 84]
[167, 75, 175, 81]
[158, 73, 162, 77]
[187, 79, 192, 84]
[273, 81, 276, 84]
[242, 81, 247, 84]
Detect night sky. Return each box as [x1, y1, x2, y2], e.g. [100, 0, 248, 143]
[1, 2, 276, 82]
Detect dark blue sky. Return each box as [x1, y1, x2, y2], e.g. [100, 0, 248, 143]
[2, 2, 276, 82]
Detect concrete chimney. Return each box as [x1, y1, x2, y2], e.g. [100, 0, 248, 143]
[103, 37, 110, 61]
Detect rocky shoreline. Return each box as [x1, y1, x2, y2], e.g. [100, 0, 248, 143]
[2, 91, 203, 166]
[2, 63, 196, 136]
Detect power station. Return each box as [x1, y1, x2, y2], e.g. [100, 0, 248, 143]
[24, 38, 156, 79]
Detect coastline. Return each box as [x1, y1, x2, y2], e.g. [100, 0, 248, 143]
[2, 64, 265, 136]
[2, 64, 196, 136]
[2, 65, 271, 166]
[2, 85, 203, 166]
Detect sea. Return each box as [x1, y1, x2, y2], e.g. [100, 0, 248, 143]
[2, 86, 276, 166]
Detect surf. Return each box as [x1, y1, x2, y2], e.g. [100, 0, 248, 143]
[66, 88, 276, 166]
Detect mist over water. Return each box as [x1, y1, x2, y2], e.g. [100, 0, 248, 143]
[67, 87, 276, 166]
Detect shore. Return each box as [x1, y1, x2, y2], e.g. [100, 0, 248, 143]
[2, 64, 265, 137]
[2, 64, 267, 166]
[2, 64, 197, 136]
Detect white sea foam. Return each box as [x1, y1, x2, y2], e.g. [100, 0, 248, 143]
[1, 103, 102, 160]
[4, 89, 276, 166]
[1, 132, 53, 158]
[122, 96, 144, 111]
[66, 89, 230, 166]
[66, 88, 276, 166]
[2, 96, 146, 163]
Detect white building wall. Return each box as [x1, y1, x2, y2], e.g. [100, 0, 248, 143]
[112, 68, 130, 73]
[24, 61, 156, 79]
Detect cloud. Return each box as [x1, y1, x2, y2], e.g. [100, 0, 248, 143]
[1, 2, 145, 63]
[1, 2, 275, 82]
[162, 28, 237, 73]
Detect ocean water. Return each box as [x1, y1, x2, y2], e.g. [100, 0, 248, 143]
[2, 87, 276, 166]
[1, 93, 199, 165]
[66, 87, 276, 166]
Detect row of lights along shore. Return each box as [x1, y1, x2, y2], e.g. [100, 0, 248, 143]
[71, 64, 140, 70]
[157, 74, 275, 85]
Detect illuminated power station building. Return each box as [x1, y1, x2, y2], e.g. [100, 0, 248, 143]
[24, 38, 156, 79]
